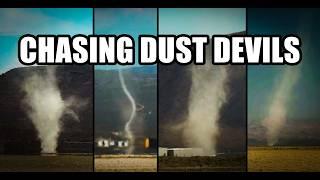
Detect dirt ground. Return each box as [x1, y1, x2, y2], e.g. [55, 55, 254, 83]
[249, 146, 320, 172]
[95, 155, 157, 172]
[159, 154, 246, 172]
[0, 154, 93, 172]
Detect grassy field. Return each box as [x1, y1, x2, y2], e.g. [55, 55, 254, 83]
[0, 154, 93, 172]
[95, 155, 157, 172]
[159, 154, 246, 172]
[249, 146, 320, 172]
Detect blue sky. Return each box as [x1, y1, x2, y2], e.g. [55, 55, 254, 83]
[248, 8, 320, 123]
[159, 8, 246, 34]
[94, 8, 157, 70]
[0, 8, 92, 74]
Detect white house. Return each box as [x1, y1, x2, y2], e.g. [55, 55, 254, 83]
[159, 147, 168, 156]
[97, 138, 129, 148]
[159, 147, 205, 157]
[97, 139, 109, 147]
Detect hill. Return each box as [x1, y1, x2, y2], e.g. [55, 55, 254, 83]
[0, 65, 93, 154]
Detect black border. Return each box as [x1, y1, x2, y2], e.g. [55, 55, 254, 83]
[1, 0, 319, 8]
[2, 6, 319, 175]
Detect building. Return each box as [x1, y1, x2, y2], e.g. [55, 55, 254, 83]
[159, 147, 205, 157]
[97, 139, 109, 147]
[159, 147, 168, 156]
[95, 135, 157, 155]
[117, 140, 129, 147]
[96, 138, 129, 149]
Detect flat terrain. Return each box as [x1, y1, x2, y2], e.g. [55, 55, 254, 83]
[0, 154, 93, 172]
[159, 154, 246, 172]
[95, 155, 157, 172]
[249, 146, 320, 172]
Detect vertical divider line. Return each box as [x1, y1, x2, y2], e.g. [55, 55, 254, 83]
[245, 7, 249, 173]
[156, 7, 159, 173]
[92, 6, 95, 173]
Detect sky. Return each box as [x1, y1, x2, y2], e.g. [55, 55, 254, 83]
[248, 8, 320, 123]
[0, 8, 92, 74]
[159, 8, 246, 34]
[94, 8, 157, 70]
[0, 8, 244, 73]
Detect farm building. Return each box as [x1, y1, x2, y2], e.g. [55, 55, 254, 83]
[159, 147, 168, 156]
[96, 138, 129, 148]
[159, 147, 204, 157]
[95, 135, 158, 154]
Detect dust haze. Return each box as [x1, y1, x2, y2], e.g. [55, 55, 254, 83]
[22, 66, 86, 153]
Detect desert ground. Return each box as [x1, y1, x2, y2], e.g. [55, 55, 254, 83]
[159, 154, 246, 172]
[95, 155, 157, 172]
[249, 146, 320, 172]
[0, 154, 93, 172]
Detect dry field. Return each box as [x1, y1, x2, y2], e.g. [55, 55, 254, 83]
[0, 154, 93, 172]
[159, 154, 246, 172]
[249, 146, 320, 172]
[95, 155, 157, 172]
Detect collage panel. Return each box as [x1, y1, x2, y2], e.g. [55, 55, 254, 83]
[0, 7, 316, 174]
[0, 8, 94, 172]
[94, 8, 157, 172]
[248, 8, 320, 172]
[158, 8, 247, 172]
